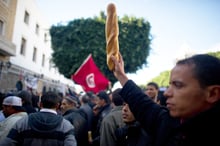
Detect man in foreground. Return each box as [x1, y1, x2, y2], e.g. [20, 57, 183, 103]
[111, 53, 220, 146]
[0, 96, 27, 141]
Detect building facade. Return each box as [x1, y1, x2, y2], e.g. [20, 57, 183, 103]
[0, 0, 76, 94]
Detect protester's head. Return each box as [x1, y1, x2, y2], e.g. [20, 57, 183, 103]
[17, 90, 32, 105]
[60, 96, 78, 114]
[145, 82, 159, 99]
[96, 90, 110, 107]
[122, 103, 135, 124]
[2, 96, 24, 117]
[164, 54, 220, 120]
[112, 88, 124, 106]
[79, 94, 90, 104]
[40, 91, 61, 110]
[86, 91, 97, 107]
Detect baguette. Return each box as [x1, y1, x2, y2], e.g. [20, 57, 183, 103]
[105, 3, 119, 71]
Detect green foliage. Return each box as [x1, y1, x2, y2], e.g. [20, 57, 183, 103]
[50, 12, 152, 84]
[150, 70, 170, 87]
[138, 84, 147, 90]
[208, 51, 220, 58]
[147, 51, 220, 88]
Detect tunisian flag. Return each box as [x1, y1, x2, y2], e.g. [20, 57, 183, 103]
[71, 54, 110, 94]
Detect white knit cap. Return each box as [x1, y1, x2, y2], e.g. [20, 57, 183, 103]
[2, 96, 22, 106]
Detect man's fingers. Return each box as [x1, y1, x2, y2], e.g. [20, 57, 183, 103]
[111, 55, 116, 62]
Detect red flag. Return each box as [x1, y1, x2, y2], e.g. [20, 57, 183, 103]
[71, 54, 110, 94]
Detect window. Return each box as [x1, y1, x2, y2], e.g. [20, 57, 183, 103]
[0, 20, 4, 35]
[24, 11, 29, 24]
[32, 47, 37, 62]
[41, 54, 45, 67]
[49, 60, 53, 70]
[35, 24, 39, 35]
[2, 0, 10, 6]
[20, 37, 26, 55]
[44, 33, 47, 42]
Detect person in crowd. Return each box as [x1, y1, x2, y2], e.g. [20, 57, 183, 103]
[100, 88, 125, 146]
[0, 91, 77, 146]
[67, 86, 81, 107]
[87, 91, 98, 109]
[79, 93, 94, 131]
[111, 53, 220, 146]
[0, 96, 27, 141]
[17, 90, 37, 114]
[0, 110, 5, 122]
[90, 90, 112, 146]
[115, 102, 151, 146]
[145, 82, 167, 106]
[60, 95, 88, 146]
[145, 82, 160, 102]
[31, 92, 40, 112]
[0, 92, 6, 122]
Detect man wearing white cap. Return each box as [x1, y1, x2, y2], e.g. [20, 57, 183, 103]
[0, 96, 27, 141]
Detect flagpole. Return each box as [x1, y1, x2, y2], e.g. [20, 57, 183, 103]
[107, 81, 112, 94]
[74, 54, 92, 75]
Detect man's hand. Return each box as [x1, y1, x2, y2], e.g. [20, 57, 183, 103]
[111, 53, 128, 86]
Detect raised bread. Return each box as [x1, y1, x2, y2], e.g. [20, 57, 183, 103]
[105, 3, 119, 71]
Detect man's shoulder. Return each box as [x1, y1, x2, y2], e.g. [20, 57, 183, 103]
[102, 109, 123, 124]
[63, 118, 72, 124]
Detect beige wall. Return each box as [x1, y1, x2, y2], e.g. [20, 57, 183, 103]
[0, 0, 17, 41]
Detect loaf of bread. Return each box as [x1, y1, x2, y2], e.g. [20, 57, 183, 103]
[105, 3, 119, 71]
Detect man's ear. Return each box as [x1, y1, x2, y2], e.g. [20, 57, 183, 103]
[55, 103, 60, 110]
[39, 102, 43, 108]
[206, 85, 220, 103]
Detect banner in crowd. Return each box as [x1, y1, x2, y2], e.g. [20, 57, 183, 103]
[71, 54, 109, 94]
[24, 74, 38, 89]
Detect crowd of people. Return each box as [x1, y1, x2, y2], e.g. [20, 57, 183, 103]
[0, 53, 219, 146]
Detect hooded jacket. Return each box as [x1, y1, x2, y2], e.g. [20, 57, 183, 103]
[0, 111, 76, 146]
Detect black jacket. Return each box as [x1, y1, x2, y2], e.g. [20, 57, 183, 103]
[120, 80, 220, 146]
[92, 104, 112, 146]
[80, 103, 94, 130]
[115, 121, 152, 146]
[63, 109, 88, 146]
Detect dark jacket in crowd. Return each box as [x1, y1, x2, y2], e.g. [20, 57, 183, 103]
[80, 103, 94, 130]
[120, 80, 220, 146]
[115, 121, 152, 146]
[63, 108, 88, 146]
[22, 104, 37, 114]
[92, 103, 112, 146]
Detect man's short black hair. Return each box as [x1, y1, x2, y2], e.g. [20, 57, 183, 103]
[177, 54, 220, 88]
[112, 88, 124, 106]
[97, 90, 110, 104]
[41, 91, 61, 108]
[147, 82, 159, 90]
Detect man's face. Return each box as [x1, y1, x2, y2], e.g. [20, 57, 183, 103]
[96, 97, 105, 108]
[60, 99, 73, 114]
[145, 85, 158, 99]
[164, 64, 209, 119]
[2, 105, 13, 117]
[122, 103, 135, 123]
